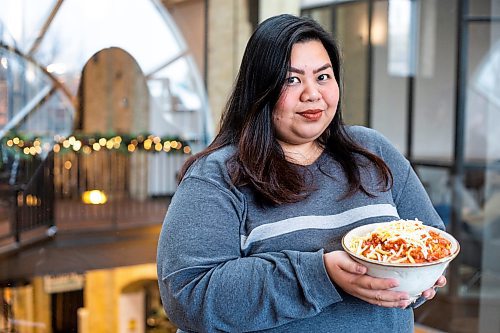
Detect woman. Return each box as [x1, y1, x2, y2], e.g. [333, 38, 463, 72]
[157, 14, 446, 332]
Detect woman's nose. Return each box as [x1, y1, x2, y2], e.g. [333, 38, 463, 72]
[300, 82, 320, 102]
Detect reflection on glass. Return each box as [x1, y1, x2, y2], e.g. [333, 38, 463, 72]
[0, 0, 57, 53]
[481, 169, 500, 306]
[413, 0, 455, 161]
[371, 1, 408, 153]
[465, 25, 500, 161]
[479, 18, 500, 329]
[370, 5, 387, 46]
[469, 0, 500, 18]
[336, 2, 369, 126]
[473, 41, 500, 109]
[0, 47, 74, 142]
[19, 92, 74, 139]
[415, 166, 453, 225]
[388, 0, 418, 77]
[149, 57, 204, 146]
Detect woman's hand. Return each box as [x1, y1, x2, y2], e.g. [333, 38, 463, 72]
[421, 275, 447, 300]
[323, 251, 411, 308]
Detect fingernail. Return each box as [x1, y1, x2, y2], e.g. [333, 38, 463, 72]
[399, 301, 410, 308]
[357, 266, 366, 274]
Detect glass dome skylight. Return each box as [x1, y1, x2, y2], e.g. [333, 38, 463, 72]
[0, 0, 212, 149]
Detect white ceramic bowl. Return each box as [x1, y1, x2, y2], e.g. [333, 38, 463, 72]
[341, 221, 460, 302]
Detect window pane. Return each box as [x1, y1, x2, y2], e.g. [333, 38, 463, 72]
[33, 0, 182, 95]
[335, 2, 369, 126]
[469, 0, 500, 18]
[478, 11, 500, 332]
[413, 0, 456, 161]
[371, 1, 408, 153]
[0, 46, 73, 139]
[414, 166, 453, 227]
[465, 23, 500, 162]
[149, 57, 205, 144]
[0, 0, 58, 53]
[388, 0, 418, 77]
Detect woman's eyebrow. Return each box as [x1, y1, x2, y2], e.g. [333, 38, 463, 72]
[314, 64, 332, 74]
[288, 63, 333, 74]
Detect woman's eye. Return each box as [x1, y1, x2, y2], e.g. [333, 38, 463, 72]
[286, 77, 300, 85]
[318, 73, 330, 81]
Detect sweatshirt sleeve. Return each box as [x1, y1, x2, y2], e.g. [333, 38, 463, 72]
[157, 176, 341, 333]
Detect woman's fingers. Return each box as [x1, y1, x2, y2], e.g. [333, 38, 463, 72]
[353, 273, 399, 291]
[352, 275, 410, 307]
[324, 251, 410, 308]
[328, 251, 366, 275]
[435, 275, 447, 287]
[363, 290, 411, 308]
[421, 287, 436, 299]
[422, 275, 447, 299]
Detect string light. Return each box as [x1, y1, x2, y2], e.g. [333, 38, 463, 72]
[1, 132, 192, 158]
[143, 139, 152, 150]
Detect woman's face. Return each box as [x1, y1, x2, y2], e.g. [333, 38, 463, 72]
[273, 40, 339, 147]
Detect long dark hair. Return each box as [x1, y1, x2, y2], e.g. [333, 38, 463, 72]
[179, 14, 392, 204]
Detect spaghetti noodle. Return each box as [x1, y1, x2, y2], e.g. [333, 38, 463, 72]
[348, 219, 452, 264]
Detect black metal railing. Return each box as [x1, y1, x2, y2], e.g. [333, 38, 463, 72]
[0, 152, 55, 249]
[16, 152, 55, 236]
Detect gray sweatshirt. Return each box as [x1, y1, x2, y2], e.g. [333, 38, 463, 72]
[157, 126, 444, 333]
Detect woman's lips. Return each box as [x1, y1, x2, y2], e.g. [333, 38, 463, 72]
[298, 109, 323, 121]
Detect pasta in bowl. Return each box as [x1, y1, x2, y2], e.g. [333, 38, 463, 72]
[341, 219, 460, 302]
